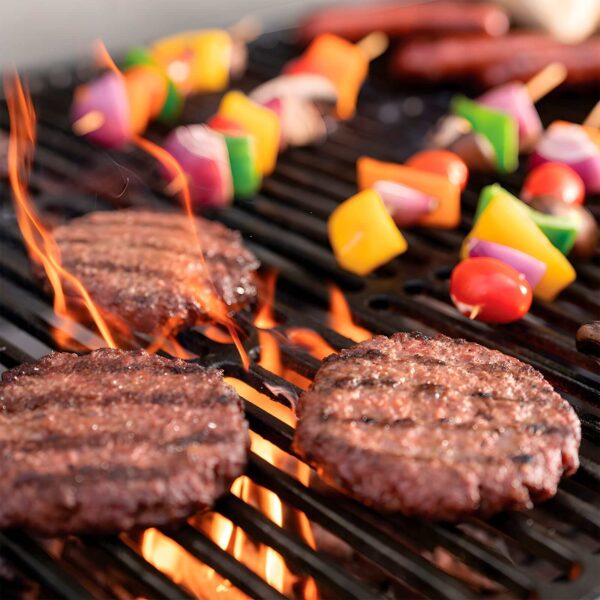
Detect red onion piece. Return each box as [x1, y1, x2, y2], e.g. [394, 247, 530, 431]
[71, 72, 130, 148]
[478, 82, 542, 151]
[530, 123, 600, 194]
[467, 238, 547, 288]
[373, 180, 438, 228]
[162, 125, 233, 210]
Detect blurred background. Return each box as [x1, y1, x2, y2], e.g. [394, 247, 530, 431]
[1, 0, 599, 70]
[0, 0, 332, 70]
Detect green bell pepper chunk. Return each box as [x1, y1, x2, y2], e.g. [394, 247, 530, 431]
[224, 133, 262, 198]
[476, 184, 578, 255]
[451, 95, 519, 174]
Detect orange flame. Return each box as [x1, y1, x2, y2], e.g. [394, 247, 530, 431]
[141, 527, 249, 600]
[133, 134, 249, 370]
[286, 328, 335, 361]
[255, 271, 282, 373]
[5, 74, 117, 349]
[328, 285, 371, 342]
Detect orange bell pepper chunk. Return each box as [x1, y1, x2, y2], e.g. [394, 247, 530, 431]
[357, 156, 461, 229]
[285, 34, 369, 120]
[328, 189, 407, 275]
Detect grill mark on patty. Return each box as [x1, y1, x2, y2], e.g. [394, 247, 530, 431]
[67, 216, 234, 238]
[59, 234, 252, 261]
[1, 390, 233, 415]
[323, 348, 385, 364]
[308, 433, 542, 468]
[3, 359, 210, 380]
[2, 428, 241, 455]
[61, 252, 246, 278]
[11, 465, 176, 489]
[316, 410, 574, 439]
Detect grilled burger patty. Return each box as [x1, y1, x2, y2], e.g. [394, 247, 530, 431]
[0, 349, 249, 535]
[294, 333, 581, 520]
[45, 210, 259, 334]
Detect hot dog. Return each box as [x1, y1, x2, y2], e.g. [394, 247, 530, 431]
[297, 1, 510, 43]
[391, 33, 600, 87]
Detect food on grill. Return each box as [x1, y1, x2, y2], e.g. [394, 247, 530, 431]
[450, 95, 518, 174]
[391, 34, 600, 88]
[450, 257, 532, 323]
[576, 321, 600, 356]
[43, 210, 259, 335]
[162, 125, 234, 209]
[406, 150, 469, 192]
[294, 332, 581, 520]
[284, 33, 373, 120]
[440, 64, 565, 173]
[464, 185, 576, 300]
[72, 26, 249, 148]
[475, 185, 578, 255]
[216, 91, 280, 175]
[210, 123, 263, 199]
[521, 163, 585, 207]
[529, 121, 600, 194]
[161, 33, 382, 208]
[328, 189, 407, 275]
[528, 196, 599, 260]
[0, 348, 249, 535]
[357, 156, 462, 229]
[372, 181, 438, 229]
[477, 81, 543, 152]
[297, 1, 509, 42]
[429, 116, 497, 173]
[466, 239, 547, 289]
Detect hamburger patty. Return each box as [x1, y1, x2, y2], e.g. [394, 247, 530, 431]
[0, 349, 249, 535]
[44, 210, 259, 334]
[293, 333, 581, 520]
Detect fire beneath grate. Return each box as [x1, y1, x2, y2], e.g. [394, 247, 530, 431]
[0, 30, 599, 600]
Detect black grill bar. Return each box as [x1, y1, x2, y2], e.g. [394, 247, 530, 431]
[487, 514, 579, 573]
[0, 233, 599, 597]
[93, 538, 196, 600]
[216, 491, 380, 600]
[0, 28, 599, 599]
[246, 454, 478, 599]
[167, 524, 287, 600]
[0, 532, 95, 600]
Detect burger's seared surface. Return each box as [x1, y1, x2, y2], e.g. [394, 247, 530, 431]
[0, 349, 249, 535]
[46, 210, 259, 334]
[294, 333, 580, 520]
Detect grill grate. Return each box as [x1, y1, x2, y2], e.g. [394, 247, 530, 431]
[0, 30, 599, 599]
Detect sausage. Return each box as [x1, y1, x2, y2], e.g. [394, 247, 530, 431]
[480, 39, 600, 87]
[391, 33, 600, 87]
[297, 1, 510, 43]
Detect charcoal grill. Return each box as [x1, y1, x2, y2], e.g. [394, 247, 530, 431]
[0, 30, 599, 599]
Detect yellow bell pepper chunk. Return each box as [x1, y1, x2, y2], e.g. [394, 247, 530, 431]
[217, 91, 280, 176]
[151, 29, 233, 95]
[329, 189, 408, 275]
[463, 190, 576, 301]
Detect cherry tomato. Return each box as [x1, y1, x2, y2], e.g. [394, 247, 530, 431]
[521, 162, 585, 206]
[450, 257, 532, 324]
[406, 149, 469, 191]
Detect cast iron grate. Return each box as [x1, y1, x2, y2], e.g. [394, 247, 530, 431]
[0, 30, 598, 599]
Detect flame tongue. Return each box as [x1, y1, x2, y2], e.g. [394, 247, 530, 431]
[328, 285, 371, 342]
[5, 74, 117, 349]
